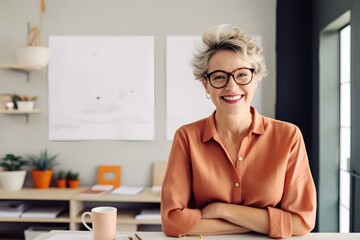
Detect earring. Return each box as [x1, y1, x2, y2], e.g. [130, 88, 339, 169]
[206, 92, 211, 99]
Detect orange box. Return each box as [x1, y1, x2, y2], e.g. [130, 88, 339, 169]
[97, 165, 121, 187]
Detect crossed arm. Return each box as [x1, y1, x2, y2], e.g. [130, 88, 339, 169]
[187, 202, 310, 237]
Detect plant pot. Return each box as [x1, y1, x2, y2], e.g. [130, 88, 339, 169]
[56, 179, 66, 188]
[16, 101, 35, 111]
[68, 179, 80, 189]
[0, 170, 27, 191]
[16, 46, 51, 68]
[31, 169, 53, 189]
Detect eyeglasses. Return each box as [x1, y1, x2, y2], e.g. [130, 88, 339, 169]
[204, 67, 255, 89]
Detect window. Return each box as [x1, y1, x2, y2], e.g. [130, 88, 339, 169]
[339, 24, 351, 233]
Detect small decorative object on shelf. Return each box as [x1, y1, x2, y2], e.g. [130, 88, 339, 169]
[66, 171, 80, 189]
[5, 101, 14, 110]
[27, 149, 59, 189]
[13, 94, 37, 111]
[0, 93, 13, 110]
[0, 153, 28, 191]
[98, 165, 121, 187]
[16, 0, 51, 68]
[56, 170, 67, 188]
[0, 94, 40, 116]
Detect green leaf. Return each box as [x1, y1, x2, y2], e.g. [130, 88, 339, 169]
[27, 149, 59, 170]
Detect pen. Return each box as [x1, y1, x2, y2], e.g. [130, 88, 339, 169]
[135, 233, 143, 240]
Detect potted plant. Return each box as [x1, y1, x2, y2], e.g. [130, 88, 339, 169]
[27, 149, 59, 189]
[13, 94, 37, 111]
[66, 171, 80, 189]
[16, 0, 51, 68]
[0, 154, 27, 191]
[56, 170, 66, 188]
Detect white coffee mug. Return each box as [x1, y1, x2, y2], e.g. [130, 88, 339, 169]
[81, 206, 117, 240]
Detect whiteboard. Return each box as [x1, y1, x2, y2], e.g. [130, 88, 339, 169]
[48, 36, 155, 141]
[165, 36, 262, 141]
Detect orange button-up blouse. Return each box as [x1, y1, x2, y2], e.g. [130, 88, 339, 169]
[161, 107, 316, 238]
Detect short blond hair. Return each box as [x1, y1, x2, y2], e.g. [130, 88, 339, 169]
[191, 24, 268, 81]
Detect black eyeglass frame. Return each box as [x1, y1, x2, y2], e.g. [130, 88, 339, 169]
[204, 67, 255, 89]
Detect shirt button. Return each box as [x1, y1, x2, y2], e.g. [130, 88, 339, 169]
[238, 157, 243, 161]
[235, 182, 240, 187]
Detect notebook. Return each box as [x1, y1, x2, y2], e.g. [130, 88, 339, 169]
[21, 207, 65, 218]
[111, 186, 144, 195]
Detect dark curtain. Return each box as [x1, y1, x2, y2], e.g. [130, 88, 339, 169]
[276, 0, 318, 231]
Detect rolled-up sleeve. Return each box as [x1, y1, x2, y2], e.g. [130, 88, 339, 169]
[267, 127, 316, 238]
[161, 129, 202, 236]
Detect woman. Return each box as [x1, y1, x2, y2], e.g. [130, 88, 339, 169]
[161, 24, 316, 238]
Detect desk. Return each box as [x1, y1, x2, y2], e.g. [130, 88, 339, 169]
[34, 230, 360, 240]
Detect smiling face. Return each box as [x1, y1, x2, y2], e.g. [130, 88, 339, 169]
[202, 50, 258, 116]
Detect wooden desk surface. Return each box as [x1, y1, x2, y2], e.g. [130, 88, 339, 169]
[34, 230, 360, 240]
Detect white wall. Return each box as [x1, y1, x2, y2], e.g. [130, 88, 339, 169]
[0, 0, 276, 186]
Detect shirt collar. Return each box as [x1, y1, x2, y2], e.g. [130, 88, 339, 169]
[202, 106, 265, 142]
[251, 106, 265, 135]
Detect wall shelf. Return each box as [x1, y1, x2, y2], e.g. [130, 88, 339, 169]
[0, 109, 41, 122]
[0, 62, 42, 122]
[0, 64, 42, 82]
[0, 64, 42, 71]
[0, 109, 40, 114]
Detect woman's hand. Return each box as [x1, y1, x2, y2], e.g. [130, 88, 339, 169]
[201, 202, 269, 235]
[201, 202, 225, 219]
[202, 202, 309, 236]
[190, 202, 251, 235]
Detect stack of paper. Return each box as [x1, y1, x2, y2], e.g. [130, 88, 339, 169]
[151, 186, 162, 197]
[91, 184, 115, 191]
[111, 186, 144, 195]
[0, 201, 29, 218]
[79, 184, 114, 196]
[135, 209, 161, 220]
[21, 207, 66, 219]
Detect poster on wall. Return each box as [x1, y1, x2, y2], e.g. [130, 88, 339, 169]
[48, 36, 155, 141]
[165, 36, 263, 141]
[165, 36, 214, 141]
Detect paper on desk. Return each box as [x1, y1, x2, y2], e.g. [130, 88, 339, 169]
[111, 186, 144, 195]
[21, 207, 65, 218]
[48, 234, 91, 240]
[47, 233, 141, 240]
[151, 185, 162, 193]
[135, 209, 161, 220]
[91, 184, 114, 191]
[0, 201, 29, 218]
